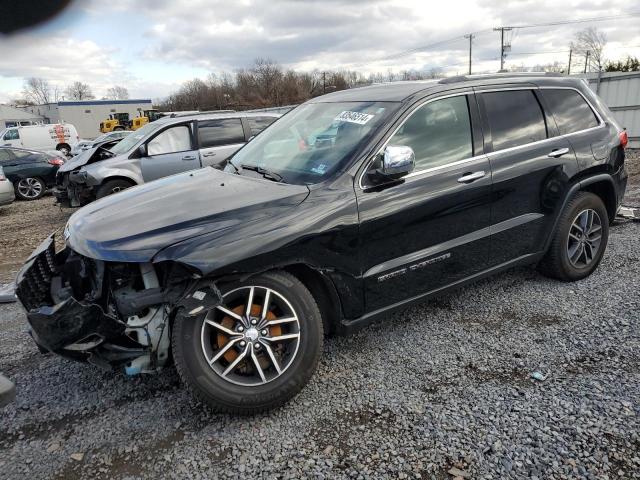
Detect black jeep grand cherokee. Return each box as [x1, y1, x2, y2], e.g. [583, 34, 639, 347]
[16, 74, 628, 413]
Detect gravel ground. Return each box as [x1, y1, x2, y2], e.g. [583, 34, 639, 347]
[0, 154, 639, 479]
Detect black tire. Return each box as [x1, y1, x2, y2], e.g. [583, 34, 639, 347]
[14, 177, 46, 200]
[113, 126, 125, 131]
[96, 179, 134, 199]
[538, 192, 609, 281]
[172, 271, 324, 414]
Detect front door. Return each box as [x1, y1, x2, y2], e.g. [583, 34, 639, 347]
[356, 93, 492, 313]
[196, 118, 246, 168]
[140, 123, 199, 181]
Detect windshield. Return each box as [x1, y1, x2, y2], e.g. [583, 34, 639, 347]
[108, 122, 162, 155]
[229, 101, 398, 184]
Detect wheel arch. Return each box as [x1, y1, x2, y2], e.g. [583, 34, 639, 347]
[543, 173, 618, 252]
[99, 175, 138, 188]
[282, 263, 342, 336]
[579, 177, 617, 223]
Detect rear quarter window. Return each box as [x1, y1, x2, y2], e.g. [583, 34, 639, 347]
[247, 116, 277, 136]
[541, 88, 600, 135]
[481, 90, 547, 151]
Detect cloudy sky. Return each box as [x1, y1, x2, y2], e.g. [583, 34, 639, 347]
[0, 0, 639, 103]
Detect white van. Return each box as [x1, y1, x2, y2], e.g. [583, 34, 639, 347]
[0, 124, 80, 156]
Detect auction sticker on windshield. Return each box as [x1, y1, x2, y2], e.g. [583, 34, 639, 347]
[335, 111, 374, 125]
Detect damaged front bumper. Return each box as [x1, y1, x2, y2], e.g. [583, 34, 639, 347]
[15, 235, 127, 360]
[54, 171, 95, 208]
[15, 234, 222, 374]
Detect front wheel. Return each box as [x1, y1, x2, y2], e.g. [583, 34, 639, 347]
[172, 271, 323, 414]
[538, 192, 609, 281]
[96, 179, 134, 199]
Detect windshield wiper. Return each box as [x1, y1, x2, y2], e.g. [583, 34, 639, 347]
[241, 164, 284, 183]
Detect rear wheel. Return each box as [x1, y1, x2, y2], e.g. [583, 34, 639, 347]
[96, 179, 134, 199]
[172, 271, 323, 414]
[15, 177, 45, 200]
[538, 192, 609, 281]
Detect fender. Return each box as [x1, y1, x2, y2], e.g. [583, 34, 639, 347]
[542, 173, 617, 252]
[85, 167, 142, 187]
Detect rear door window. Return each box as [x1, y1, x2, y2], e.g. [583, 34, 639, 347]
[247, 117, 277, 136]
[197, 119, 245, 148]
[147, 125, 192, 156]
[481, 90, 547, 151]
[541, 88, 600, 135]
[388, 95, 473, 170]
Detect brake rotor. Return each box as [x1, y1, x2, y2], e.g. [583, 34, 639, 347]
[217, 304, 281, 364]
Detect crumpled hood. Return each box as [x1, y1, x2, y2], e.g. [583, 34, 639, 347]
[59, 147, 100, 172]
[65, 167, 310, 262]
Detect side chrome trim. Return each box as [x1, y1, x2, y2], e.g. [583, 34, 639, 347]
[363, 212, 544, 278]
[404, 154, 487, 180]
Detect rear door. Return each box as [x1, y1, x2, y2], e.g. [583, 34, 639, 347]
[356, 92, 492, 312]
[196, 118, 246, 168]
[140, 123, 199, 181]
[475, 86, 579, 265]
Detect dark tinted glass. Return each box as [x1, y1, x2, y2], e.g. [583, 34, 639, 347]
[247, 117, 277, 136]
[542, 88, 599, 135]
[198, 119, 245, 148]
[482, 90, 547, 151]
[390, 95, 473, 170]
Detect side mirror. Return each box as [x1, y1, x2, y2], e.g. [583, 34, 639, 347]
[138, 144, 147, 157]
[377, 145, 415, 179]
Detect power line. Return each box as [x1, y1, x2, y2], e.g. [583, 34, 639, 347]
[348, 12, 640, 69]
[506, 12, 640, 29]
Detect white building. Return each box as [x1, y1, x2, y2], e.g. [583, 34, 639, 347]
[22, 99, 153, 139]
[0, 104, 45, 129]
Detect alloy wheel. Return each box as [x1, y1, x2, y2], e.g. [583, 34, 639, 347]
[567, 208, 602, 268]
[17, 178, 43, 199]
[200, 286, 301, 386]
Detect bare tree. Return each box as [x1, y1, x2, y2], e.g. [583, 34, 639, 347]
[532, 61, 566, 73]
[572, 27, 607, 72]
[22, 77, 52, 104]
[64, 81, 95, 100]
[106, 86, 129, 100]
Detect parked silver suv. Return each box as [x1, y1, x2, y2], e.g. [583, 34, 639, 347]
[54, 111, 281, 207]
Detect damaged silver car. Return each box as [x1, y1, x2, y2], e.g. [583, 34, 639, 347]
[53, 112, 280, 207]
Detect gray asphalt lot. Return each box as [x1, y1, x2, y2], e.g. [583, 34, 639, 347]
[0, 153, 639, 479]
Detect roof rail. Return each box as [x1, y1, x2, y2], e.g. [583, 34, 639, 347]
[438, 72, 565, 84]
[168, 109, 236, 118]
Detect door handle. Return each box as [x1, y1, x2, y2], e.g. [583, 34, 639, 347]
[182, 155, 197, 161]
[202, 152, 217, 157]
[547, 147, 570, 158]
[457, 171, 486, 183]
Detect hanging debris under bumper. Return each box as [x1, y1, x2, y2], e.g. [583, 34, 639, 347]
[14, 234, 222, 372]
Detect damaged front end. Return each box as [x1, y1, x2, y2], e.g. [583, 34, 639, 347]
[54, 170, 95, 208]
[15, 235, 222, 375]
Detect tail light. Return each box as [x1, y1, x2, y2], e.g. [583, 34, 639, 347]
[48, 157, 65, 166]
[619, 129, 628, 149]
[0, 166, 5, 181]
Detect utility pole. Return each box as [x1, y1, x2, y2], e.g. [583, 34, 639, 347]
[494, 27, 513, 71]
[583, 51, 590, 74]
[464, 33, 474, 75]
[322, 72, 326, 94]
[567, 48, 572, 75]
